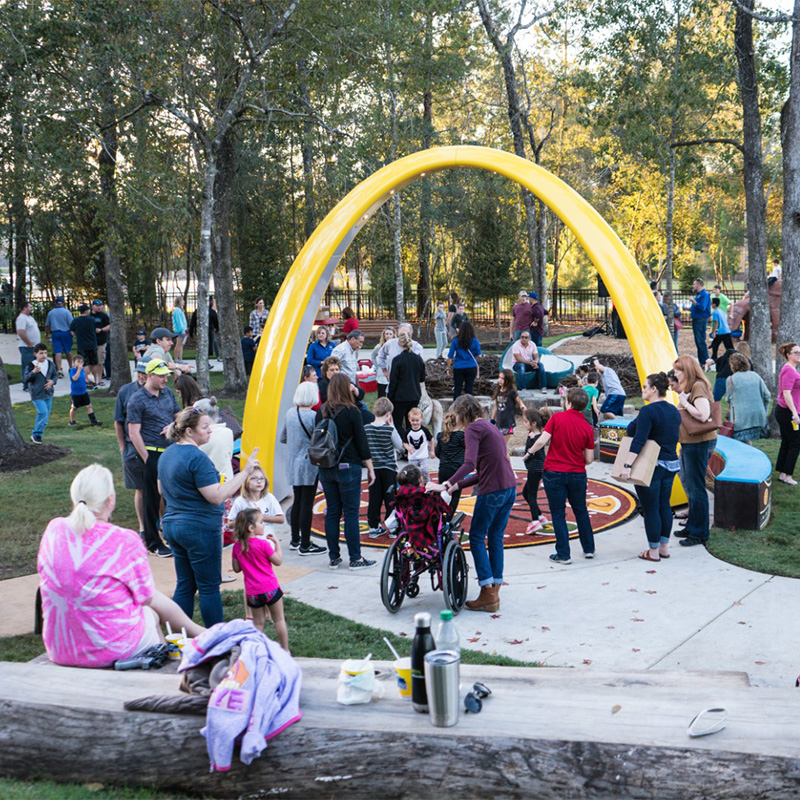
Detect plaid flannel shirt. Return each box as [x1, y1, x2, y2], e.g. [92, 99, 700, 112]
[394, 485, 451, 556]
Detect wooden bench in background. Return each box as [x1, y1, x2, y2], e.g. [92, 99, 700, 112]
[2, 658, 800, 798]
[355, 319, 398, 344]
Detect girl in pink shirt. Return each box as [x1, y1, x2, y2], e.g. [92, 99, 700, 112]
[38, 464, 203, 668]
[232, 508, 288, 650]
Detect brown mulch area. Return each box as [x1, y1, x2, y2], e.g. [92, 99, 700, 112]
[425, 354, 502, 399]
[0, 444, 70, 473]
[554, 327, 697, 357]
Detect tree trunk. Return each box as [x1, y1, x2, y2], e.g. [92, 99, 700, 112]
[476, 0, 538, 287]
[0, 356, 25, 456]
[417, 11, 434, 321]
[298, 58, 316, 242]
[665, 148, 676, 345]
[212, 132, 247, 396]
[391, 194, 404, 322]
[196, 149, 215, 395]
[734, 0, 772, 390]
[777, 0, 800, 349]
[97, 76, 131, 394]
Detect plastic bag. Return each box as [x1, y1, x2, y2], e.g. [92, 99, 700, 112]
[336, 659, 384, 705]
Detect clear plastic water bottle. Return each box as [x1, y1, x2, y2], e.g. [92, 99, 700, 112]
[436, 609, 460, 656]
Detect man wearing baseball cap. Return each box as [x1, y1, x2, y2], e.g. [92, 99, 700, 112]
[91, 300, 111, 387]
[45, 296, 74, 378]
[144, 327, 192, 376]
[510, 290, 534, 342]
[528, 291, 547, 347]
[126, 358, 181, 557]
[114, 358, 150, 540]
[69, 304, 102, 387]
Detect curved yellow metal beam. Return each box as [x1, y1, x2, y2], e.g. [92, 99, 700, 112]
[243, 146, 676, 498]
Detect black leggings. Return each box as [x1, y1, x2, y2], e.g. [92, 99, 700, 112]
[453, 367, 478, 398]
[368, 469, 396, 528]
[437, 465, 462, 517]
[522, 471, 542, 519]
[391, 400, 418, 441]
[291, 484, 316, 548]
[776, 405, 800, 477]
[142, 450, 166, 552]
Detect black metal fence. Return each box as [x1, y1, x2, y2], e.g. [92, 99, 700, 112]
[3, 286, 746, 336]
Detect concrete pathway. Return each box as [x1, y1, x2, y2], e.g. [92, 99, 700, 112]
[5, 455, 799, 689]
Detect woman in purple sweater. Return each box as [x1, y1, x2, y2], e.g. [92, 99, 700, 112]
[428, 394, 517, 612]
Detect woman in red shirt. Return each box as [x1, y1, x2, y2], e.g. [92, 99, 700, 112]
[340, 307, 359, 342]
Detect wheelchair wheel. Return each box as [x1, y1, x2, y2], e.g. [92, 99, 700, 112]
[442, 540, 469, 614]
[380, 536, 408, 614]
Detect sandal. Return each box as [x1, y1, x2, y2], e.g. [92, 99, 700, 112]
[658, 552, 671, 559]
[674, 509, 689, 519]
[638, 550, 661, 562]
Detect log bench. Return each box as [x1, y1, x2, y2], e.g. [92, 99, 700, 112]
[2, 659, 800, 798]
[356, 319, 398, 344]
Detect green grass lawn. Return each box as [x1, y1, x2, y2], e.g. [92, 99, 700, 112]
[0, 778, 206, 800]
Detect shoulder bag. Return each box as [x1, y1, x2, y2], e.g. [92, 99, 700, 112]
[679, 399, 722, 436]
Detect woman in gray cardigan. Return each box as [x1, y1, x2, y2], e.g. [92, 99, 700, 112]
[279, 382, 326, 556]
[726, 352, 771, 444]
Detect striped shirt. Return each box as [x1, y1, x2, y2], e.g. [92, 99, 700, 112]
[365, 422, 402, 472]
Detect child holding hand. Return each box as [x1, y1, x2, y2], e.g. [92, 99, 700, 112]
[232, 508, 288, 650]
[404, 407, 434, 482]
[522, 409, 548, 534]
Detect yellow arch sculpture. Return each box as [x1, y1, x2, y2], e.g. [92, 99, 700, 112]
[242, 146, 676, 498]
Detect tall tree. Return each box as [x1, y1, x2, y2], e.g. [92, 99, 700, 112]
[734, 0, 772, 386]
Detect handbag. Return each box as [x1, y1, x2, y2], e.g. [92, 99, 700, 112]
[674, 315, 684, 331]
[679, 401, 722, 436]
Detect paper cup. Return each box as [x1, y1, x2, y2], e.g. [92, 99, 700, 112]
[394, 657, 412, 698]
[165, 632, 183, 659]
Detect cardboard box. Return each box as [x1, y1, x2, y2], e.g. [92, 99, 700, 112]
[611, 437, 660, 487]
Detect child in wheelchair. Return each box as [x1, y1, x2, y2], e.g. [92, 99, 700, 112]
[393, 464, 454, 559]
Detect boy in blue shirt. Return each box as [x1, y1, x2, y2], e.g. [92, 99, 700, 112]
[241, 326, 257, 376]
[69, 354, 102, 427]
[708, 297, 733, 363]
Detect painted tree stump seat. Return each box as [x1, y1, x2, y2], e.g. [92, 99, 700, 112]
[2, 659, 800, 798]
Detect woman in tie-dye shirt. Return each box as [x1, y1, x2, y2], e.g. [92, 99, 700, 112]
[37, 464, 203, 668]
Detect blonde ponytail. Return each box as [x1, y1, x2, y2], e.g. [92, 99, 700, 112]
[67, 464, 115, 535]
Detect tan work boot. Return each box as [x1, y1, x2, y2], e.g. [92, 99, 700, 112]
[465, 585, 500, 612]
[489, 584, 501, 609]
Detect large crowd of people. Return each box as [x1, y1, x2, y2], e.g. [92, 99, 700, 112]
[25, 273, 800, 669]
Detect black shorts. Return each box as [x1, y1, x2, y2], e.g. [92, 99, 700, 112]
[246, 588, 283, 608]
[71, 393, 91, 408]
[122, 444, 146, 491]
[79, 348, 98, 366]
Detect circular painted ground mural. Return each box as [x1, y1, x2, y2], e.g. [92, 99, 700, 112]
[310, 471, 638, 550]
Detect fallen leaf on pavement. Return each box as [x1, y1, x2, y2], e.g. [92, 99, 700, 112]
[327, 586, 338, 590]
[646, 570, 656, 574]
[509, 639, 523, 645]
[632, 618, 645, 622]
[490, 614, 501, 619]
[632, 648, 640, 652]
[645, 590, 657, 595]
[611, 704, 621, 714]
[755, 660, 765, 664]
[467, 637, 480, 643]
[582, 659, 592, 664]
[541, 626, 550, 632]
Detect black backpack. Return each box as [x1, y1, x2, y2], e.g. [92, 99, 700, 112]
[308, 409, 352, 468]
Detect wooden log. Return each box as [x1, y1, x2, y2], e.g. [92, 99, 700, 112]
[1, 659, 800, 799]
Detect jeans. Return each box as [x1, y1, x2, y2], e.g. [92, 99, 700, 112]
[531, 331, 543, 347]
[319, 463, 363, 561]
[673, 326, 679, 349]
[469, 486, 516, 586]
[679, 439, 715, 542]
[19, 346, 34, 371]
[713, 377, 726, 403]
[692, 318, 709, 364]
[163, 518, 223, 627]
[776, 405, 800, 476]
[513, 361, 547, 391]
[543, 470, 595, 559]
[32, 397, 52, 438]
[435, 329, 448, 358]
[453, 367, 477, 398]
[291, 484, 316, 548]
[635, 466, 677, 547]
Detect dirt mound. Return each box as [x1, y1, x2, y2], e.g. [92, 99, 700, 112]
[0, 444, 70, 473]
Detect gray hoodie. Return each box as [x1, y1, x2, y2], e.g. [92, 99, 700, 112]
[23, 358, 58, 400]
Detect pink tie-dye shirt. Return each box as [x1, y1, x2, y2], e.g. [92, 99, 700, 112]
[37, 518, 155, 667]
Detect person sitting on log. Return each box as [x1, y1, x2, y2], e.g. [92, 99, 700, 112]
[37, 464, 204, 668]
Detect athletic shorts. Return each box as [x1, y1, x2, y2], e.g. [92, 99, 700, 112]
[51, 331, 73, 354]
[71, 393, 91, 408]
[122, 443, 146, 490]
[246, 588, 283, 608]
[498, 426, 515, 436]
[599, 394, 625, 416]
[79, 348, 99, 366]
